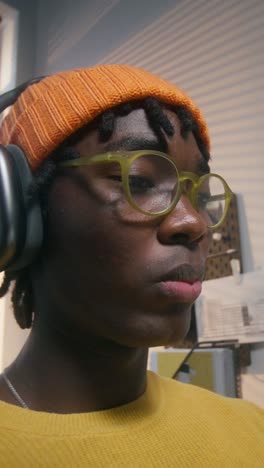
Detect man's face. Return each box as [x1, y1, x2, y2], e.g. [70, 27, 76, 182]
[39, 108, 210, 348]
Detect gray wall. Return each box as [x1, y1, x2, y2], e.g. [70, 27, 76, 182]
[4, 0, 37, 83]
[34, 0, 177, 74]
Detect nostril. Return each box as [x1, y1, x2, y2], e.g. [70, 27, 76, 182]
[163, 233, 194, 247]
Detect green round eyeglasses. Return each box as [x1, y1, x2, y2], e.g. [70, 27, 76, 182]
[59, 150, 233, 229]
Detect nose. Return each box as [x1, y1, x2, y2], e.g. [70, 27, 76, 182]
[157, 195, 208, 246]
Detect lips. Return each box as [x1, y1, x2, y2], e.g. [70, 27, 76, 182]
[155, 263, 205, 303]
[158, 263, 205, 284]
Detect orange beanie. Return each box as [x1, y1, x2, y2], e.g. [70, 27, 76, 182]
[0, 64, 210, 170]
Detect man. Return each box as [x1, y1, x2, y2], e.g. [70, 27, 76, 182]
[0, 64, 263, 467]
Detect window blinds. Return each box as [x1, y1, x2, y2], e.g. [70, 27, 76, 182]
[99, 0, 264, 269]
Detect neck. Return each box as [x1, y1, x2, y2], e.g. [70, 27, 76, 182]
[6, 320, 148, 413]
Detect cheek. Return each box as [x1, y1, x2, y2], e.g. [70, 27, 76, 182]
[45, 179, 144, 283]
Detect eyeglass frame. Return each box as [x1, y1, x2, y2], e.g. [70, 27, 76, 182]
[59, 150, 233, 229]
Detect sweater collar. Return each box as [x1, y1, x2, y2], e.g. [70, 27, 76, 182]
[0, 371, 163, 436]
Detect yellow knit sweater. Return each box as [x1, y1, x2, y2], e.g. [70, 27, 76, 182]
[0, 371, 263, 467]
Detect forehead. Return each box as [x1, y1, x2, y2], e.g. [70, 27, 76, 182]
[74, 107, 206, 172]
[113, 108, 155, 136]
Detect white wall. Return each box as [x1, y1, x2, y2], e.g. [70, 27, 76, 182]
[0, 275, 29, 371]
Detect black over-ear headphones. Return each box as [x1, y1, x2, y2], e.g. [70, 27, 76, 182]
[0, 78, 45, 273]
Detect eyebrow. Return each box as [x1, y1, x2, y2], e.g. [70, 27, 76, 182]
[104, 136, 167, 153]
[104, 136, 210, 175]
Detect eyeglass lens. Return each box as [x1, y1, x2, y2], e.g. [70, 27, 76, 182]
[196, 175, 226, 227]
[127, 153, 179, 215]
[128, 154, 227, 226]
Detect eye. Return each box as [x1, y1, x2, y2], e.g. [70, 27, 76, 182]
[128, 175, 155, 193]
[197, 192, 211, 210]
[107, 175, 122, 182]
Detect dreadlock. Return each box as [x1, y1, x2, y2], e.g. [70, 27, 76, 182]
[0, 98, 210, 329]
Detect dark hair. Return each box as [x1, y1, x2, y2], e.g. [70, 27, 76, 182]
[0, 98, 210, 329]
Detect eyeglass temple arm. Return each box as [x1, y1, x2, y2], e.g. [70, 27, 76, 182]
[59, 153, 120, 167]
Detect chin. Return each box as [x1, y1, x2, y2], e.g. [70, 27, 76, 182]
[118, 332, 189, 349]
[115, 309, 192, 349]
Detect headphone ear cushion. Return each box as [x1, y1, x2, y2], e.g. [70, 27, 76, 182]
[0, 145, 26, 270]
[0, 145, 43, 272]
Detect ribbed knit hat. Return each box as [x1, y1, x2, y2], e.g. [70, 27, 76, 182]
[0, 64, 210, 170]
